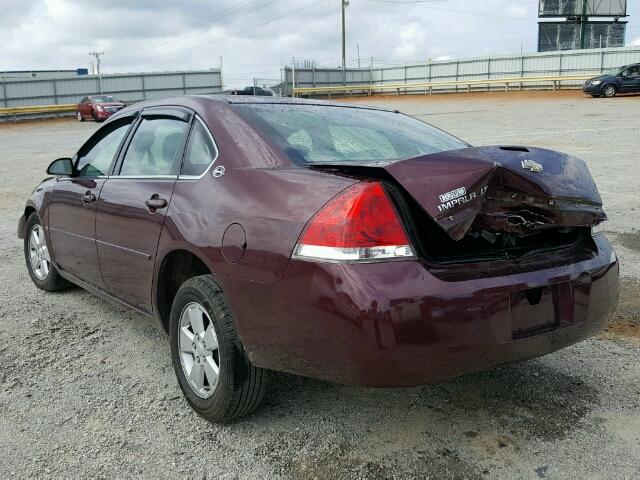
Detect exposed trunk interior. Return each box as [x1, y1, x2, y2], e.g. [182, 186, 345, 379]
[401, 191, 595, 264]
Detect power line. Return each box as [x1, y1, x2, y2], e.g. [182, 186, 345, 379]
[132, 0, 280, 52]
[149, 0, 326, 56]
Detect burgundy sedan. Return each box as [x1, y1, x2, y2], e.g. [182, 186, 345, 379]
[76, 95, 125, 122]
[18, 96, 619, 423]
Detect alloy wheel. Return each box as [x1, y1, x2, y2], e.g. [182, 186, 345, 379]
[77, 111, 82, 121]
[603, 85, 616, 97]
[28, 224, 50, 280]
[178, 302, 220, 399]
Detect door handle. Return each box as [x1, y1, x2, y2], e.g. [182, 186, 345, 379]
[145, 196, 168, 210]
[81, 192, 96, 204]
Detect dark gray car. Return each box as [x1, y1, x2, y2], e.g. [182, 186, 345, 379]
[583, 64, 640, 98]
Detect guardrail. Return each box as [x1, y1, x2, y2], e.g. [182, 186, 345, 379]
[292, 74, 591, 97]
[0, 104, 76, 121]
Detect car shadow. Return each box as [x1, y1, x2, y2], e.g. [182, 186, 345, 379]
[262, 356, 597, 442]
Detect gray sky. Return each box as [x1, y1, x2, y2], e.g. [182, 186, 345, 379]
[2, 0, 639, 87]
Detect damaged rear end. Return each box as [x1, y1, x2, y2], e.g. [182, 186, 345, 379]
[278, 145, 620, 386]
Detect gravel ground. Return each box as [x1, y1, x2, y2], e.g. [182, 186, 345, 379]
[1, 91, 639, 479]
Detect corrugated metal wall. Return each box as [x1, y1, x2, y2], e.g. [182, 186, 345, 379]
[0, 70, 222, 107]
[284, 46, 640, 94]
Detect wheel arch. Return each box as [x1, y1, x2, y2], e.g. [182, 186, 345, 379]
[18, 203, 38, 239]
[154, 248, 216, 333]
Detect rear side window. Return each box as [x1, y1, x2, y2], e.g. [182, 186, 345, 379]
[119, 118, 189, 176]
[234, 104, 468, 165]
[181, 118, 217, 176]
[75, 120, 132, 177]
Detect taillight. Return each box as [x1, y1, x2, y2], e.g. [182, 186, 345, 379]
[292, 182, 415, 262]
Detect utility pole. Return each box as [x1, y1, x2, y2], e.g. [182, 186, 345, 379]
[579, 0, 587, 49]
[89, 51, 104, 75]
[89, 51, 104, 94]
[357, 43, 361, 68]
[219, 56, 224, 92]
[291, 57, 296, 97]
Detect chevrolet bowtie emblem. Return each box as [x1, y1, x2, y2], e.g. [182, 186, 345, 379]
[521, 159, 543, 173]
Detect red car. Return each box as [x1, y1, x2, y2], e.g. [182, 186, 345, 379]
[76, 95, 125, 122]
[19, 96, 619, 423]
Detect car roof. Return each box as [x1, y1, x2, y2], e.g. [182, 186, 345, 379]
[198, 94, 397, 112]
[106, 94, 399, 128]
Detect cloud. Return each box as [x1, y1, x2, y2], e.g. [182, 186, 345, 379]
[0, 0, 637, 87]
[506, 5, 528, 19]
[631, 37, 640, 46]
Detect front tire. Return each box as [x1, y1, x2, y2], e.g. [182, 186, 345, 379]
[77, 111, 84, 122]
[24, 213, 69, 291]
[169, 275, 268, 423]
[602, 84, 617, 98]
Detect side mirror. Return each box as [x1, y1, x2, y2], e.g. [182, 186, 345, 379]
[47, 158, 74, 176]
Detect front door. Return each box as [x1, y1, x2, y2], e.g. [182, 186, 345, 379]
[96, 109, 191, 312]
[48, 117, 134, 287]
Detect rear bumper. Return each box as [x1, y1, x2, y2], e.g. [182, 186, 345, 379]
[229, 234, 618, 387]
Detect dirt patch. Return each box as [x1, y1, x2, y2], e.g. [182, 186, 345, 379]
[0, 116, 76, 129]
[601, 278, 640, 344]
[613, 232, 640, 253]
[338, 89, 592, 104]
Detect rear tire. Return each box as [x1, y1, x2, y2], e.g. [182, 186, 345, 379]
[24, 213, 69, 291]
[602, 84, 617, 98]
[169, 275, 268, 423]
[77, 111, 84, 122]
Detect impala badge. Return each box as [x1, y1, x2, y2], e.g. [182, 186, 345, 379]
[521, 159, 543, 173]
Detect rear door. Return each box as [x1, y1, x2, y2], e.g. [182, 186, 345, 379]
[95, 107, 192, 312]
[48, 115, 135, 287]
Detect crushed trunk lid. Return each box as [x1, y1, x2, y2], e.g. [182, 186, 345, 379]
[312, 146, 606, 241]
[382, 146, 606, 241]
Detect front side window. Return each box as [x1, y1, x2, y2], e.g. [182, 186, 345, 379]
[119, 117, 189, 176]
[234, 104, 468, 165]
[75, 121, 132, 177]
[181, 119, 217, 176]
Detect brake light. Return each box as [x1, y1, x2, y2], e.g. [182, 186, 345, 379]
[292, 182, 415, 262]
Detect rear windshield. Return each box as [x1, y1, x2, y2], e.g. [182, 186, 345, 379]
[234, 104, 468, 164]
